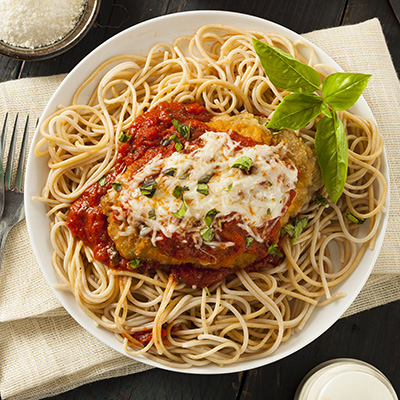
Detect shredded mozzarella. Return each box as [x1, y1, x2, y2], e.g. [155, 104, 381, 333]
[0, 0, 85, 48]
[108, 131, 298, 247]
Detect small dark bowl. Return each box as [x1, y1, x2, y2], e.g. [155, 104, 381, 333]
[0, 0, 101, 61]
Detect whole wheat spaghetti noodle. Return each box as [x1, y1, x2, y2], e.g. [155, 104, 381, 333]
[35, 24, 387, 367]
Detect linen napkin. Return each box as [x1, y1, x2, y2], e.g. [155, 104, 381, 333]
[0, 18, 399, 400]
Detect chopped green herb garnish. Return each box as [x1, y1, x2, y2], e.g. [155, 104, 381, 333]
[180, 171, 189, 180]
[281, 217, 308, 244]
[346, 211, 365, 224]
[162, 167, 177, 177]
[128, 258, 141, 269]
[204, 208, 219, 227]
[173, 185, 189, 199]
[226, 183, 233, 192]
[267, 243, 283, 257]
[315, 195, 329, 207]
[160, 137, 170, 146]
[267, 208, 272, 215]
[281, 224, 295, 238]
[173, 198, 187, 219]
[172, 119, 191, 139]
[217, 219, 222, 227]
[140, 179, 157, 198]
[231, 156, 252, 173]
[204, 287, 211, 296]
[245, 236, 254, 249]
[169, 134, 183, 152]
[197, 183, 209, 196]
[119, 131, 132, 143]
[99, 175, 107, 187]
[200, 227, 215, 242]
[148, 208, 156, 220]
[198, 173, 214, 184]
[111, 181, 123, 192]
[293, 217, 308, 242]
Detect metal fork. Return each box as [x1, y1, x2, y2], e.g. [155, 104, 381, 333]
[0, 113, 30, 267]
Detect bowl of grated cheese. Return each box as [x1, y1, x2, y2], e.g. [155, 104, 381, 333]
[0, 0, 101, 61]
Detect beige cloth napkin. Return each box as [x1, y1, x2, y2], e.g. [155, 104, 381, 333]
[0, 18, 399, 400]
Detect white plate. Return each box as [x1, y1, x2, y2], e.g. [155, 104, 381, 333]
[24, 10, 390, 374]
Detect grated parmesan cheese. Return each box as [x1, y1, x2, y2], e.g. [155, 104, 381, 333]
[0, 0, 86, 48]
[108, 131, 298, 248]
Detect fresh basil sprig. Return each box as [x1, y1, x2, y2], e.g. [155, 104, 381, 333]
[253, 40, 321, 93]
[314, 112, 348, 204]
[253, 38, 371, 203]
[267, 93, 329, 131]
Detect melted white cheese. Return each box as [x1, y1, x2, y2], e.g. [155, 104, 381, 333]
[108, 131, 298, 247]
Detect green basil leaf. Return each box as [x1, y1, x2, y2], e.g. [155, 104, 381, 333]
[200, 227, 215, 242]
[281, 223, 295, 238]
[148, 208, 156, 220]
[180, 171, 189, 180]
[292, 217, 308, 244]
[197, 183, 209, 196]
[119, 131, 132, 143]
[198, 173, 214, 184]
[253, 38, 321, 93]
[267, 243, 283, 257]
[322, 72, 371, 111]
[128, 258, 141, 269]
[267, 93, 324, 130]
[111, 180, 123, 192]
[173, 198, 187, 219]
[204, 208, 219, 227]
[173, 185, 189, 199]
[172, 119, 190, 139]
[346, 211, 365, 224]
[315, 112, 348, 203]
[169, 134, 183, 152]
[245, 236, 254, 249]
[99, 175, 107, 187]
[321, 101, 331, 117]
[140, 179, 157, 198]
[315, 195, 329, 207]
[162, 167, 177, 176]
[226, 183, 233, 192]
[231, 156, 252, 173]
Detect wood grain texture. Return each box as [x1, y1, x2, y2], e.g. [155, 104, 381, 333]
[240, 301, 400, 400]
[166, 0, 348, 33]
[343, 0, 400, 73]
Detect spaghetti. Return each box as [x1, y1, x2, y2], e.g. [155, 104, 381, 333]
[35, 24, 387, 367]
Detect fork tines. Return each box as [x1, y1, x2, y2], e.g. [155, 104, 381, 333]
[0, 113, 30, 219]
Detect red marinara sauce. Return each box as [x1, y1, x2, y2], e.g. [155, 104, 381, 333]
[66, 102, 288, 288]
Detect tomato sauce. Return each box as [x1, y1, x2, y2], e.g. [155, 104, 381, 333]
[66, 102, 289, 288]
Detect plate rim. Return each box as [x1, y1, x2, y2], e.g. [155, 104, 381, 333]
[24, 9, 390, 374]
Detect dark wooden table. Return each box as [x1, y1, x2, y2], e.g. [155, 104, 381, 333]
[1, 1, 399, 399]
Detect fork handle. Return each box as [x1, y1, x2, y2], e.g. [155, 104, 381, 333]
[0, 222, 12, 270]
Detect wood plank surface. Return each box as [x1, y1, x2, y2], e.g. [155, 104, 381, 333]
[0, 1, 399, 399]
